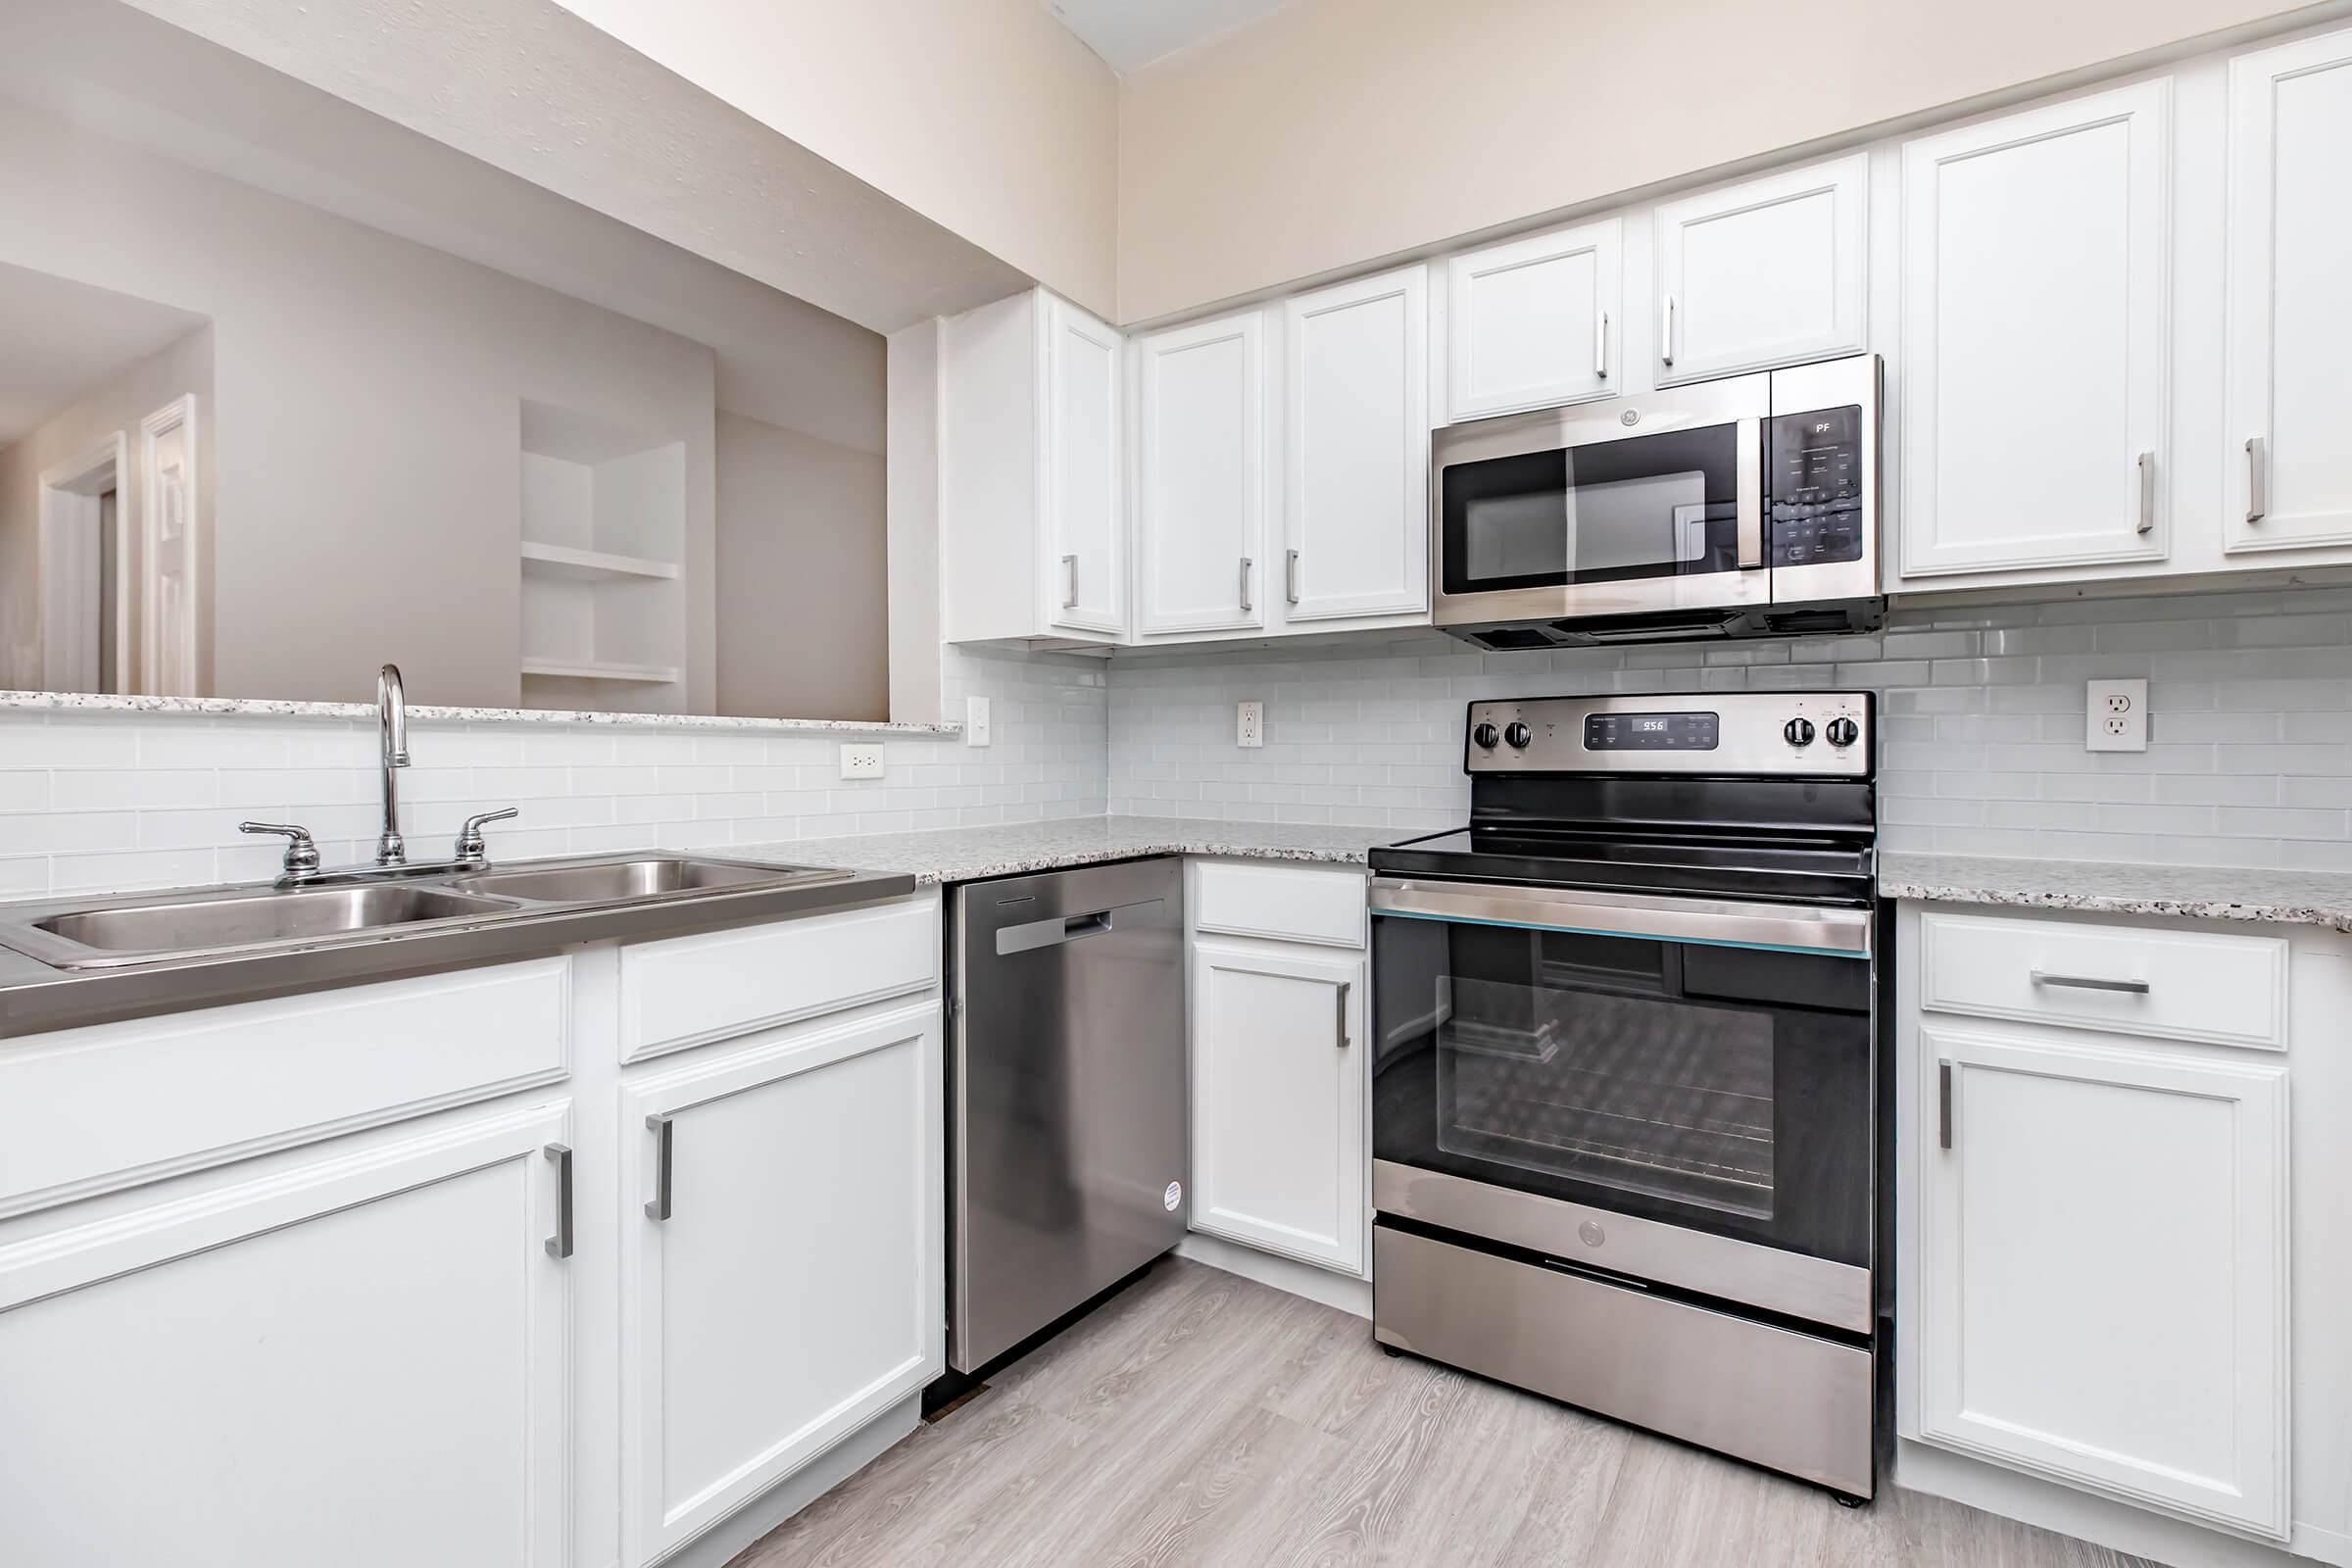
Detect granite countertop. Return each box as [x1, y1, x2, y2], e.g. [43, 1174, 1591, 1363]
[0, 689, 959, 736]
[755, 815, 1392, 885]
[1879, 852, 2352, 932]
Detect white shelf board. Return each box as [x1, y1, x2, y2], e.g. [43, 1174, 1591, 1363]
[519, 658, 682, 684]
[519, 540, 681, 582]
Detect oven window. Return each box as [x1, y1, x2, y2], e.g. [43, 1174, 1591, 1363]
[1373, 913, 1871, 1265]
[1441, 423, 1743, 595]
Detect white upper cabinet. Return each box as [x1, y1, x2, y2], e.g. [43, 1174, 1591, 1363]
[1898, 81, 2174, 580]
[2225, 27, 2352, 555]
[1134, 310, 1269, 636]
[1283, 265, 1431, 623]
[939, 288, 1127, 644]
[1445, 218, 1621, 420]
[1653, 155, 1868, 386]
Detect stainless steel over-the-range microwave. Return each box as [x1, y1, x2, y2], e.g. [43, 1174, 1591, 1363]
[1431, 353, 1882, 648]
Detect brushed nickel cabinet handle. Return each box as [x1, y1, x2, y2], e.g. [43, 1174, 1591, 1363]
[2135, 451, 2155, 535]
[1239, 556, 1252, 612]
[2032, 970, 2150, 995]
[1060, 554, 1078, 610]
[2246, 436, 2269, 524]
[1937, 1062, 1953, 1151]
[544, 1143, 573, 1259]
[1285, 549, 1300, 606]
[1336, 981, 1351, 1048]
[1595, 310, 1610, 379]
[645, 1113, 675, 1221]
[1661, 293, 1676, 368]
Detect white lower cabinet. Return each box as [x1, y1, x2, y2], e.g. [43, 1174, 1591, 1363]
[0, 1101, 574, 1568]
[618, 1001, 941, 1567]
[1190, 938, 1366, 1275]
[1915, 1021, 2289, 1538]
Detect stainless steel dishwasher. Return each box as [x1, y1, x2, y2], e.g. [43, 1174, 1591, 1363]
[947, 857, 1187, 1373]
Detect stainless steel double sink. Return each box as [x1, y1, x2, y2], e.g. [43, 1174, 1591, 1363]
[0, 855, 854, 971]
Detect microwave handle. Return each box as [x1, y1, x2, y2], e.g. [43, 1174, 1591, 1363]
[1737, 416, 1766, 570]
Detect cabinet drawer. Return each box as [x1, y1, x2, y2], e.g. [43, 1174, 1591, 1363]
[618, 895, 936, 1061]
[0, 958, 570, 1218]
[1193, 860, 1366, 949]
[1917, 911, 2285, 1050]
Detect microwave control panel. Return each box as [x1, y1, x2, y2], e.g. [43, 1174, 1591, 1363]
[1769, 404, 1865, 568]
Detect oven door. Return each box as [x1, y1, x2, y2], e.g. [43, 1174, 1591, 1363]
[1369, 877, 1875, 1332]
[1432, 376, 1769, 628]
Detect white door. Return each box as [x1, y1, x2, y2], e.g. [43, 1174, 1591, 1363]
[1446, 218, 1621, 419]
[1134, 310, 1268, 636]
[2224, 27, 2352, 554]
[139, 396, 200, 695]
[1917, 1024, 2287, 1539]
[1283, 266, 1430, 624]
[619, 1002, 940, 1566]
[1190, 940, 1366, 1275]
[1654, 154, 1868, 386]
[0, 1102, 573, 1568]
[1898, 82, 2173, 578]
[1042, 294, 1127, 636]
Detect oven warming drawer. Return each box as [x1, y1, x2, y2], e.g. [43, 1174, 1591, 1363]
[1374, 1225, 1874, 1498]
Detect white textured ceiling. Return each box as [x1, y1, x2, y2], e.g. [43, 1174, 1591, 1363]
[1041, 0, 1297, 74]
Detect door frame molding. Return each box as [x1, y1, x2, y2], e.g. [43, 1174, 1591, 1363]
[35, 432, 132, 694]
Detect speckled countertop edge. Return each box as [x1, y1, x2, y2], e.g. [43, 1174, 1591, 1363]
[753, 815, 1390, 885]
[1880, 851, 2352, 932]
[0, 689, 959, 736]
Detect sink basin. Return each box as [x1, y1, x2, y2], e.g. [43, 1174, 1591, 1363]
[24, 884, 515, 967]
[446, 856, 846, 905]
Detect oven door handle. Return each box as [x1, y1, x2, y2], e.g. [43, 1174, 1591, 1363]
[1370, 876, 1871, 957]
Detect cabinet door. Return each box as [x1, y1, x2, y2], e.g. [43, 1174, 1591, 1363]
[1654, 154, 1868, 385]
[1446, 218, 1620, 419]
[0, 1102, 572, 1568]
[2225, 27, 2352, 553]
[1042, 294, 1127, 635]
[1899, 82, 2172, 577]
[1283, 266, 1430, 623]
[620, 1003, 940, 1566]
[1917, 1024, 2287, 1538]
[1191, 940, 1365, 1274]
[1135, 310, 1268, 635]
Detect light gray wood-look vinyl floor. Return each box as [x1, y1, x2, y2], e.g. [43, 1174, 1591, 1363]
[728, 1258, 2158, 1568]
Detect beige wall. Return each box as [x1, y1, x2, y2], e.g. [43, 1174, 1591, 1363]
[1116, 0, 2316, 321]
[0, 327, 216, 690]
[550, 0, 1121, 320]
[714, 412, 888, 722]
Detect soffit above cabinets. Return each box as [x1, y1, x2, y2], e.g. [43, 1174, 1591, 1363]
[1041, 0, 1298, 74]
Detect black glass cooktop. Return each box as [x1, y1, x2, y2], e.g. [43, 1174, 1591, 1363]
[1370, 825, 1877, 906]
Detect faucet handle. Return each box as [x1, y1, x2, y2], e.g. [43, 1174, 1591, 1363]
[241, 821, 321, 882]
[456, 807, 519, 864]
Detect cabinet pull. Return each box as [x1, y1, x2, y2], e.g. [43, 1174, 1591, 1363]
[2135, 451, 2155, 535]
[1660, 293, 1675, 368]
[1937, 1061, 1952, 1151]
[2031, 969, 2150, 995]
[645, 1112, 675, 1221]
[1336, 981, 1351, 1048]
[2246, 436, 2269, 525]
[1060, 554, 1078, 610]
[1285, 549, 1301, 606]
[543, 1143, 573, 1259]
[1239, 556, 1252, 612]
[1595, 310, 1610, 379]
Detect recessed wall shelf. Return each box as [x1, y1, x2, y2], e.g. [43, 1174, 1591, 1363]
[519, 541, 681, 583]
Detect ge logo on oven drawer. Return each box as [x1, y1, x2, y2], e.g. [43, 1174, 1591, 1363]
[1579, 1220, 1606, 1248]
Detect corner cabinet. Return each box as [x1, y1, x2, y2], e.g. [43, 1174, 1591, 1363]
[1896, 81, 2174, 581]
[1652, 154, 1868, 387]
[1283, 266, 1431, 624]
[2224, 28, 2352, 555]
[940, 287, 1127, 644]
[618, 1001, 940, 1566]
[1133, 309, 1269, 637]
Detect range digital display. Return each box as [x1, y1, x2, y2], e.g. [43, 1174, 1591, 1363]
[1583, 710, 1721, 751]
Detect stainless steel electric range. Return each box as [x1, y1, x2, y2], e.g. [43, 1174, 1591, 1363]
[1368, 690, 1880, 1501]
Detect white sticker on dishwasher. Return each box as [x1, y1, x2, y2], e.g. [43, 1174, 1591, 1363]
[1163, 1181, 1183, 1212]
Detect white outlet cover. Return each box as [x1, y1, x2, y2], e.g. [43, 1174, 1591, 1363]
[839, 742, 886, 779]
[2084, 679, 2148, 753]
[1237, 700, 1264, 749]
[965, 695, 991, 747]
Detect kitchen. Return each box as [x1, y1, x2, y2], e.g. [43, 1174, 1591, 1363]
[1, 1, 2348, 1565]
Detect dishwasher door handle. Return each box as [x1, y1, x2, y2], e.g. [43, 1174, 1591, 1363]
[994, 899, 1163, 956]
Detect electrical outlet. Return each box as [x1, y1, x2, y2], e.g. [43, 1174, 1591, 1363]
[839, 742, 885, 779]
[965, 695, 992, 747]
[1237, 701, 1264, 749]
[2084, 679, 2148, 753]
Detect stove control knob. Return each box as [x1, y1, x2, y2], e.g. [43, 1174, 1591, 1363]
[1784, 717, 1816, 748]
[1472, 721, 1500, 750]
[1825, 716, 1860, 749]
[1503, 721, 1534, 750]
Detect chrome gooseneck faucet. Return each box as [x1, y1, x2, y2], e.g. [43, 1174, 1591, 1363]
[376, 662, 410, 865]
